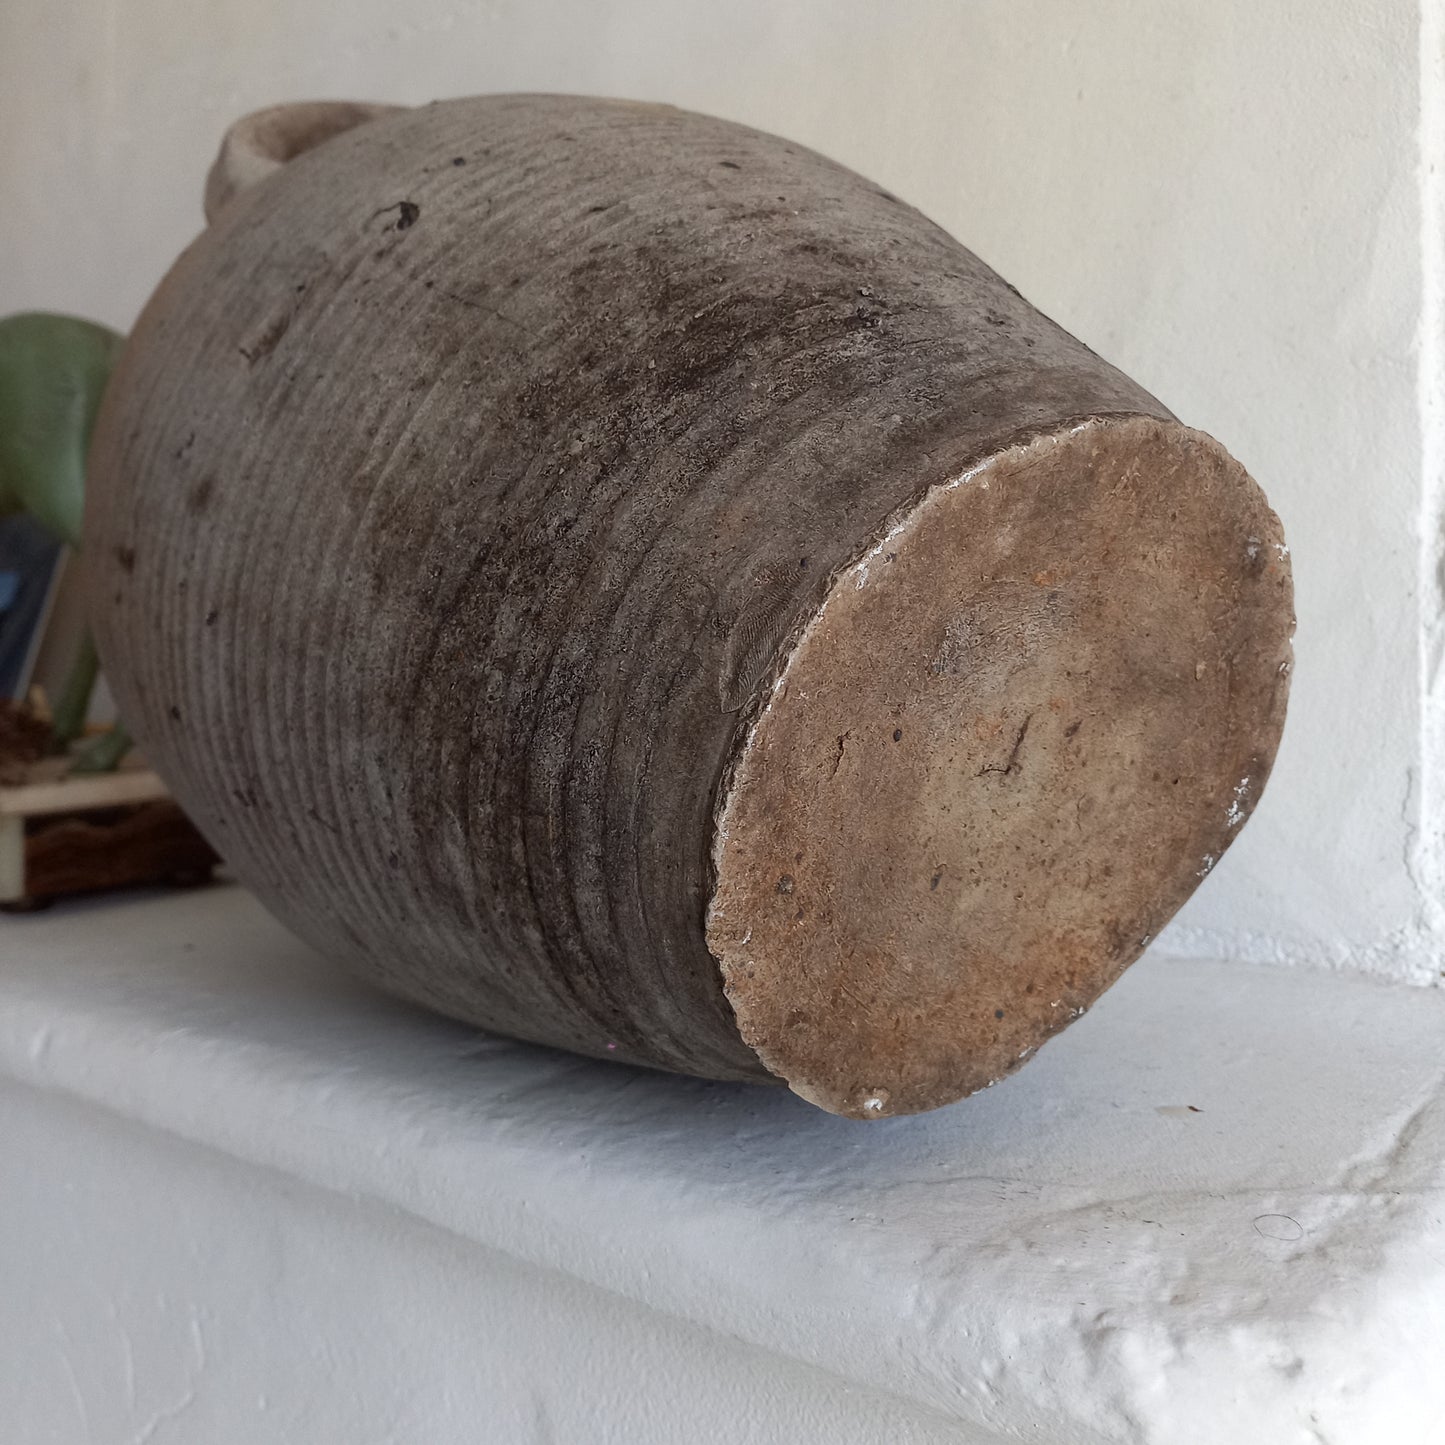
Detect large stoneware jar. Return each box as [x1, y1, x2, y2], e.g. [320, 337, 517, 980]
[86, 96, 1294, 1117]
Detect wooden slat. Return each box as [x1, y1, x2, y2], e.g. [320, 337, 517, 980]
[0, 761, 169, 819]
[21, 800, 219, 902]
[0, 817, 22, 902]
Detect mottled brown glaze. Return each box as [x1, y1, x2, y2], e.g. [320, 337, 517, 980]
[86, 95, 1293, 1115]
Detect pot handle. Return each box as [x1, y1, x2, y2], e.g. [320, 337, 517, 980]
[204, 101, 407, 224]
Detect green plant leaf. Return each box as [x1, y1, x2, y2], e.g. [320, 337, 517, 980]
[0, 312, 125, 549]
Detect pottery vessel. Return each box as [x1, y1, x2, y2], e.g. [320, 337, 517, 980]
[86, 96, 1294, 1116]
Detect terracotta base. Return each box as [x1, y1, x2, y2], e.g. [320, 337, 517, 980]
[710, 418, 1292, 1116]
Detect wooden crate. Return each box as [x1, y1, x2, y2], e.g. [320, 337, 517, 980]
[0, 755, 218, 908]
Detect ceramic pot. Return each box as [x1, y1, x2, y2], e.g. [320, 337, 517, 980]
[86, 96, 1294, 1117]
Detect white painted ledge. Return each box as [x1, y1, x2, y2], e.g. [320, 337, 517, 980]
[2, 883, 1443, 1445]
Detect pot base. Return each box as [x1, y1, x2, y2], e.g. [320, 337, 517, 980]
[708, 416, 1293, 1118]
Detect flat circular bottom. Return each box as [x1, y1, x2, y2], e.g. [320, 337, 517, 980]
[706, 416, 1293, 1118]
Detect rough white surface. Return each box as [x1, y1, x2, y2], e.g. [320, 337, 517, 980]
[2, 884, 1443, 1444]
[2, 1086, 970, 1445]
[0, 0, 1439, 980]
[1419, 0, 1445, 961]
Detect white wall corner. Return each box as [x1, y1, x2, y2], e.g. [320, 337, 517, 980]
[1414, 0, 1445, 981]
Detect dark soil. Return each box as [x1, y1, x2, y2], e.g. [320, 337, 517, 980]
[0, 698, 51, 785]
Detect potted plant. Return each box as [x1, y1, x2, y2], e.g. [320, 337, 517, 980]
[0, 312, 216, 907]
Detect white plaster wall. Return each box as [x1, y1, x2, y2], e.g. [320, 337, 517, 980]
[0, 0, 1437, 979]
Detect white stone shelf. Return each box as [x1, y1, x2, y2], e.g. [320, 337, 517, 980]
[2, 883, 1443, 1444]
